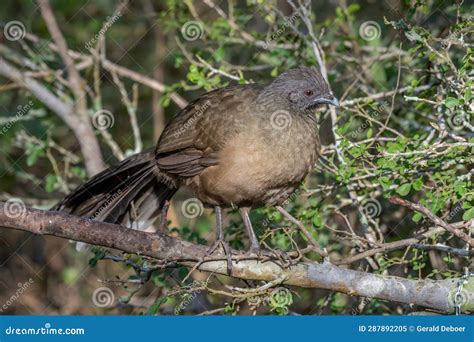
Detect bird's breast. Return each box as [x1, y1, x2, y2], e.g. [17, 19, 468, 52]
[189, 115, 320, 207]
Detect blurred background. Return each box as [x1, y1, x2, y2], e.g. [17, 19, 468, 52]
[0, 0, 472, 315]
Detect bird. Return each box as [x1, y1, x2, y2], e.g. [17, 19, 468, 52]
[56, 67, 338, 273]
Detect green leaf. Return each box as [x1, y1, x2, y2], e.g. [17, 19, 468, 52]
[214, 47, 225, 61]
[412, 177, 424, 191]
[412, 212, 423, 222]
[312, 212, 323, 228]
[462, 207, 474, 221]
[26, 145, 45, 166]
[444, 97, 459, 108]
[147, 297, 169, 315]
[45, 174, 58, 193]
[88, 247, 106, 267]
[397, 183, 412, 196]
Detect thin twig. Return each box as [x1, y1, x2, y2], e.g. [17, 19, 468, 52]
[389, 197, 474, 248]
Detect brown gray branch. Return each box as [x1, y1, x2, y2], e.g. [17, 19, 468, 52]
[0, 57, 102, 175]
[38, 0, 105, 175]
[0, 202, 472, 313]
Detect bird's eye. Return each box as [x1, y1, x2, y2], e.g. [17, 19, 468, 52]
[304, 90, 314, 97]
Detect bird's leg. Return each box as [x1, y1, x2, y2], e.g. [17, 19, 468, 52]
[239, 207, 294, 267]
[157, 200, 170, 232]
[239, 207, 261, 254]
[205, 206, 232, 275]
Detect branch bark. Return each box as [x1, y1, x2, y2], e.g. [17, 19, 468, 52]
[0, 57, 102, 176]
[390, 197, 474, 248]
[16, 29, 188, 109]
[38, 0, 104, 175]
[0, 202, 471, 313]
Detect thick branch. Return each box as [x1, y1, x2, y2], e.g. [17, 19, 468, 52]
[0, 203, 471, 313]
[0, 57, 101, 175]
[38, 0, 104, 174]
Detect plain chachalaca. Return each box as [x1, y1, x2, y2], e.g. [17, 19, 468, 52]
[56, 67, 338, 271]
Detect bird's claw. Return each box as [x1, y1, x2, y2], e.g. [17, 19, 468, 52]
[243, 246, 296, 268]
[205, 239, 232, 276]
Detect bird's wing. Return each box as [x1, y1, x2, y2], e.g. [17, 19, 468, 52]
[156, 84, 261, 177]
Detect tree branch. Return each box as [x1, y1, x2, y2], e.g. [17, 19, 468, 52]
[38, 0, 105, 175]
[0, 202, 471, 313]
[0, 57, 101, 176]
[389, 197, 474, 248]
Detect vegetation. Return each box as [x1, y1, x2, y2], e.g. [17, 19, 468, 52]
[0, 0, 472, 315]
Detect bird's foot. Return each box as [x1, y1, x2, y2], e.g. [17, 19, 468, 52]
[243, 245, 295, 268]
[205, 239, 233, 276]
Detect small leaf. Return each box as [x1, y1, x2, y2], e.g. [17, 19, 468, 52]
[397, 183, 412, 196]
[412, 177, 424, 191]
[462, 207, 474, 221]
[214, 47, 225, 61]
[444, 97, 459, 108]
[412, 212, 423, 222]
[45, 174, 58, 193]
[312, 212, 323, 228]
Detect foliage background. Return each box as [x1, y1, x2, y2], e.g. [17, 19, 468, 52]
[0, 0, 472, 315]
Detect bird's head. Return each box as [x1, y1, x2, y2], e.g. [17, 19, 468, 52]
[260, 67, 338, 115]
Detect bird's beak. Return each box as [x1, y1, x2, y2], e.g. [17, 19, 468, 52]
[313, 94, 339, 107]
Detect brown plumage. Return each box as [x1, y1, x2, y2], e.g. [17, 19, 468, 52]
[56, 67, 338, 269]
